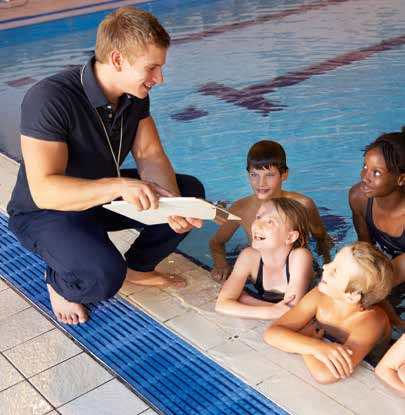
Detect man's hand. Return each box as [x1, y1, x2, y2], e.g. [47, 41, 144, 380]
[312, 342, 353, 379]
[119, 178, 174, 211]
[167, 216, 203, 234]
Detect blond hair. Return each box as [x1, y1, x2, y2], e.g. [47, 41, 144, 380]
[270, 197, 310, 249]
[345, 242, 393, 308]
[95, 6, 170, 64]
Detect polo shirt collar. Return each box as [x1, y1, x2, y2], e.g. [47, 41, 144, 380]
[81, 57, 110, 109]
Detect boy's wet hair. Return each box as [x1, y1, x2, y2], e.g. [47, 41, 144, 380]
[95, 6, 170, 65]
[364, 127, 405, 175]
[247, 140, 288, 174]
[270, 197, 310, 249]
[345, 242, 393, 309]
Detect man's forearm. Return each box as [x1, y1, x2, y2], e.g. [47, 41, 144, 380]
[137, 154, 180, 196]
[32, 175, 121, 211]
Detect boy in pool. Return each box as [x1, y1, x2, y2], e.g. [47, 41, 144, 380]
[210, 140, 333, 281]
[349, 128, 405, 286]
[264, 242, 393, 384]
[215, 198, 313, 319]
[375, 334, 405, 397]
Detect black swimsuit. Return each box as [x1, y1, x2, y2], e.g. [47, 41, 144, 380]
[366, 198, 405, 259]
[244, 252, 291, 303]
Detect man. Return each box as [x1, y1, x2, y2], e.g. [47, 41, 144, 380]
[7, 6, 205, 325]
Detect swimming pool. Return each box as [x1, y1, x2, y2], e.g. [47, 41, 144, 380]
[0, 0, 404, 305]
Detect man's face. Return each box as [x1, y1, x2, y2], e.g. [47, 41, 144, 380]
[121, 43, 167, 99]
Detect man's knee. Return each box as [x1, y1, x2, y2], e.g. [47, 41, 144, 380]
[93, 254, 127, 301]
[178, 174, 205, 199]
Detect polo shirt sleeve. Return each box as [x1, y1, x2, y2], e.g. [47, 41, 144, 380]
[20, 80, 71, 142]
[139, 95, 150, 120]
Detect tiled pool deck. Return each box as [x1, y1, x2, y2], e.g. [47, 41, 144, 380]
[1, 1, 404, 414]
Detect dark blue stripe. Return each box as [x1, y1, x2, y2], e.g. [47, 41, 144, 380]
[0, 214, 287, 415]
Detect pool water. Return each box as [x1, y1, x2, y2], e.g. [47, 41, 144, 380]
[0, 0, 404, 320]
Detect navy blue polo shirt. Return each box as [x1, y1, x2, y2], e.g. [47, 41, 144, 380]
[7, 57, 150, 216]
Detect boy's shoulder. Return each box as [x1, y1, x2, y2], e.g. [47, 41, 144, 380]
[231, 195, 258, 213]
[282, 190, 314, 209]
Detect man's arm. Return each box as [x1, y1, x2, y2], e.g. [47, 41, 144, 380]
[349, 182, 372, 242]
[132, 116, 202, 232]
[132, 116, 180, 195]
[22, 135, 161, 211]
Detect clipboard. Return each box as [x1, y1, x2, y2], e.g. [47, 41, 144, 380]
[103, 197, 241, 225]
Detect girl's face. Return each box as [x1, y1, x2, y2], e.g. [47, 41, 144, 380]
[319, 247, 363, 300]
[360, 148, 401, 198]
[248, 166, 287, 200]
[251, 202, 293, 250]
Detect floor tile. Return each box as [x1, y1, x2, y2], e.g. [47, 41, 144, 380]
[128, 288, 186, 322]
[0, 353, 23, 391]
[0, 381, 52, 415]
[141, 409, 159, 415]
[30, 353, 113, 407]
[208, 338, 278, 386]
[58, 379, 148, 415]
[119, 281, 147, 297]
[0, 288, 31, 322]
[166, 310, 230, 351]
[258, 370, 355, 415]
[0, 277, 9, 291]
[4, 329, 82, 378]
[0, 307, 54, 352]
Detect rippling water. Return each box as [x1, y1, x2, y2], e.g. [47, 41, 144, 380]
[0, 1, 404, 320]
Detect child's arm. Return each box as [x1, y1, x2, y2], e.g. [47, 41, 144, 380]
[210, 201, 243, 281]
[283, 247, 313, 306]
[302, 307, 389, 384]
[302, 197, 334, 263]
[215, 248, 294, 319]
[264, 288, 354, 382]
[375, 334, 405, 396]
[349, 182, 373, 242]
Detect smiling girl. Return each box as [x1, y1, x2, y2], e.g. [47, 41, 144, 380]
[349, 129, 405, 286]
[215, 198, 313, 320]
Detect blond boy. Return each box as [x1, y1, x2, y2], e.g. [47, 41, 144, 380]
[264, 242, 393, 384]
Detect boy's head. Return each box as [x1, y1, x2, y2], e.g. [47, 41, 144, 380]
[246, 141, 289, 200]
[247, 140, 288, 173]
[252, 198, 310, 250]
[95, 6, 170, 65]
[320, 242, 393, 308]
[361, 128, 405, 197]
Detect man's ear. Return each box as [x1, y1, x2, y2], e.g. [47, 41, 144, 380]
[398, 173, 405, 187]
[110, 50, 123, 71]
[286, 230, 299, 246]
[343, 290, 362, 304]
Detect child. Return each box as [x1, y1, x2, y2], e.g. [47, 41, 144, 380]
[264, 242, 393, 384]
[349, 128, 405, 286]
[215, 197, 313, 320]
[375, 334, 405, 397]
[210, 140, 333, 281]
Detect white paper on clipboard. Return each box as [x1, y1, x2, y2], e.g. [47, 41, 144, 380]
[103, 197, 241, 225]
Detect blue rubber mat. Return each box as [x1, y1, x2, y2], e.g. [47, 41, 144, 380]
[0, 214, 287, 415]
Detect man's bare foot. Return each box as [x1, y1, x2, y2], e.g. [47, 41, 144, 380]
[125, 269, 187, 288]
[47, 284, 88, 324]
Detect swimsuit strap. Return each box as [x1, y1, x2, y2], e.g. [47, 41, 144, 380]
[285, 250, 291, 284]
[254, 258, 265, 296]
